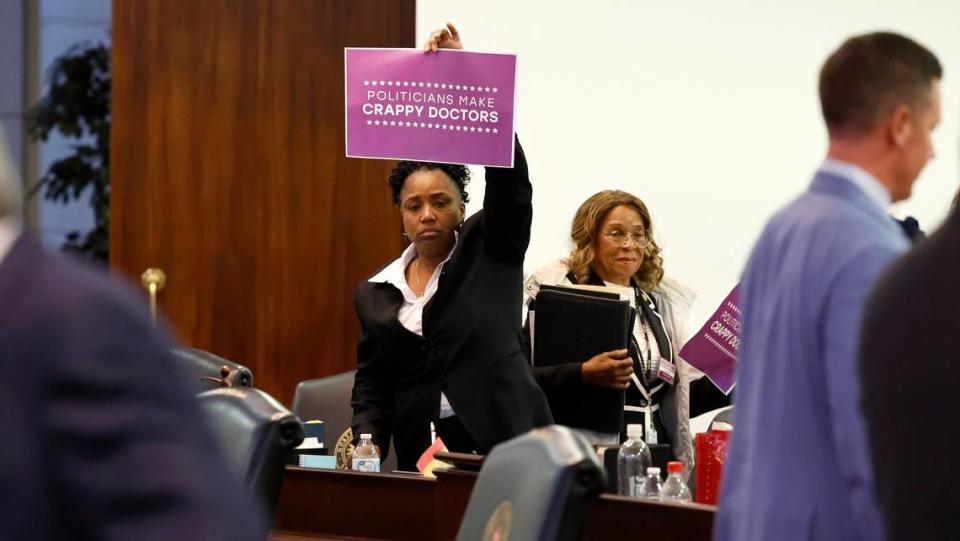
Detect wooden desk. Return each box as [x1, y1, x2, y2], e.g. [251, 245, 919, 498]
[273, 466, 715, 540]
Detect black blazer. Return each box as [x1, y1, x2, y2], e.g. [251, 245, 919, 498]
[859, 210, 960, 541]
[351, 139, 553, 471]
[0, 235, 265, 541]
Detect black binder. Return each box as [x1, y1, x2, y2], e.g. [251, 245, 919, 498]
[532, 285, 634, 434]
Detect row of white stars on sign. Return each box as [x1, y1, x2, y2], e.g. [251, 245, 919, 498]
[366, 119, 499, 133]
[363, 80, 498, 92]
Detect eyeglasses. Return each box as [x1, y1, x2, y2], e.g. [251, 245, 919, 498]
[603, 230, 651, 248]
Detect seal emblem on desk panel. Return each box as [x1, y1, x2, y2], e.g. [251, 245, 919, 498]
[482, 500, 512, 541]
[334, 428, 355, 470]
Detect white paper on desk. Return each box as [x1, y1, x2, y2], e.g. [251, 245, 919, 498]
[298, 455, 336, 469]
[296, 437, 324, 450]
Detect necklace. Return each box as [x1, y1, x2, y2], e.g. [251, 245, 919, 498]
[413, 259, 422, 296]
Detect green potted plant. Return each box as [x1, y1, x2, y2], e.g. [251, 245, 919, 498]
[28, 41, 110, 263]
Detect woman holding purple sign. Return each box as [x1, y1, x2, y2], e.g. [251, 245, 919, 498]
[349, 24, 552, 472]
[523, 190, 697, 470]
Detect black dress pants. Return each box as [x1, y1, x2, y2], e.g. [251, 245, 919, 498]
[435, 415, 484, 454]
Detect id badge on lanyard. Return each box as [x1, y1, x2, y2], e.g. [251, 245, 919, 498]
[657, 357, 676, 385]
[634, 377, 660, 445]
[634, 286, 676, 386]
[645, 404, 659, 445]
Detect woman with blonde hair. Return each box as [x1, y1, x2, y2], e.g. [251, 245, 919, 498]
[524, 190, 695, 469]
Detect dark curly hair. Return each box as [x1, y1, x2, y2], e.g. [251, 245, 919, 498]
[388, 162, 471, 207]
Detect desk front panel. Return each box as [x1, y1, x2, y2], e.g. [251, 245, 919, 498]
[274, 467, 715, 540]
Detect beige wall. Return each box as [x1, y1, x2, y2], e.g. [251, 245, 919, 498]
[418, 0, 960, 327]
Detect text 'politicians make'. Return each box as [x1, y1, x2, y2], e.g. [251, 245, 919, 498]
[362, 91, 499, 123]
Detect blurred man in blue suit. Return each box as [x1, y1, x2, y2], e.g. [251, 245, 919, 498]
[715, 33, 941, 541]
[0, 129, 266, 540]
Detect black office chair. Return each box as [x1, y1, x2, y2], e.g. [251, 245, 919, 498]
[455, 425, 605, 541]
[292, 371, 398, 472]
[711, 406, 734, 427]
[171, 347, 254, 391]
[198, 387, 304, 520]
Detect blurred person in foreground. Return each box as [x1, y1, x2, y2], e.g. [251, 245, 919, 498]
[715, 32, 941, 540]
[0, 128, 265, 540]
[859, 198, 960, 541]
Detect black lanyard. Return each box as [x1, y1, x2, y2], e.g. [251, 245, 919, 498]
[630, 284, 656, 382]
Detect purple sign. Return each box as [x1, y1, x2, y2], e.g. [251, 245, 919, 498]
[679, 285, 740, 395]
[345, 48, 516, 167]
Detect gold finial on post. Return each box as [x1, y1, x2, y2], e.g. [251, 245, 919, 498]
[140, 268, 167, 325]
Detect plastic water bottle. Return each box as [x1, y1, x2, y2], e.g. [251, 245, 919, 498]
[351, 433, 381, 472]
[637, 467, 663, 500]
[617, 424, 651, 497]
[660, 461, 692, 503]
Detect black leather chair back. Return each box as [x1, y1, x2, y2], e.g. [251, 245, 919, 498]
[711, 406, 734, 427]
[198, 387, 304, 519]
[171, 347, 254, 391]
[292, 371, 356, 433]
[292, 371, 398, 472]
[455, 425, 605, 541]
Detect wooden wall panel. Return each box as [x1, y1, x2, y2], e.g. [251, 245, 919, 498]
[111, 0, 413, 404]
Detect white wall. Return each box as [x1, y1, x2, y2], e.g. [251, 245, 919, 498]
[418, 0, 960, 327]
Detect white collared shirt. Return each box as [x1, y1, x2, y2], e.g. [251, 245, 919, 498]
[0, 218, 19, 267]
[369, 235, 458, 418]
[820, 158, 892, 210]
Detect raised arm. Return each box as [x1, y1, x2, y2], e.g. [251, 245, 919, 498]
[422, 22, 534, 264]
[483, 137, 533, 263]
